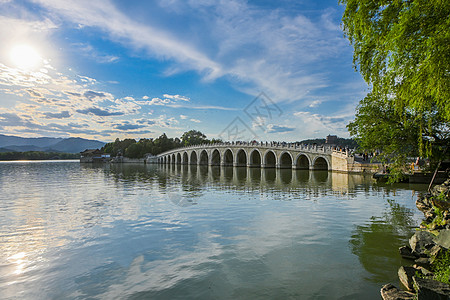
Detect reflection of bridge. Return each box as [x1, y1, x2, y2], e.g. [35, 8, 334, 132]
[156, 142, 363, 172]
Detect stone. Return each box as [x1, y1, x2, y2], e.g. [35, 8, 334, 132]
[380, 283, 415, 300]
[413, 277, 450, 299]
[432, 184, 449, 197]
[431, 198, 450, 211]
[413, 265, 434, 277]
[399, 245, 418, 260]
[415, 257, 431, 268]
[410, 231, 436, 256]
[417, 197, 432, 212]
[398, 266, 417, 291]
[429, 244, 445, 258]
[434, 229, 450, 250]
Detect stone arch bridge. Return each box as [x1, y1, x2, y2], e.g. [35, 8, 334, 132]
[156, 142, 356, 172]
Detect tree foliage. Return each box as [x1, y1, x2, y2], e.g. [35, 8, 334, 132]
[341, 0, 450, 175]
[180, 130, 209, 146]
[340, 0, 449, 121]
[101, 130, 220, 158]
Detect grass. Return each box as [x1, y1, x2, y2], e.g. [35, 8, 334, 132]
[431, 250, 450, 285]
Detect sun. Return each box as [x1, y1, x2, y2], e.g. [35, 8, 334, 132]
[10, 45, 42, 70]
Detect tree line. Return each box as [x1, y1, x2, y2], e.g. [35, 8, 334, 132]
[101, 130, 222, 159]
[299, 138, 358, 149]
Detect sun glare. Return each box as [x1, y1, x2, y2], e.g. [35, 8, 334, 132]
[10, 45, 42, 69]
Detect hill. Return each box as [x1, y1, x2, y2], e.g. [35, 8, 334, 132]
[0, 134, 105, 153]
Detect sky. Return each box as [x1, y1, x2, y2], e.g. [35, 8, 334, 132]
[0, 0, 368, 142]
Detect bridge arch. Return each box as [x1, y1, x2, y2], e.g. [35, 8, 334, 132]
[190, 151, 198, 165]
[313, 156, 329, 170]
[279, 151, 293, 169]
[264, 150, 276, 168]
[176, 153, 181, 164]
[223, 149, 233, 166]
[199, 150, 208, 165]
[236, 149, 247, 167]
[295, 154, 310, 169]
[249, 149, 262, 167]
[171, 153, 175, 164]
[182, 152, 188, 164]
[211, 149, 220, 166]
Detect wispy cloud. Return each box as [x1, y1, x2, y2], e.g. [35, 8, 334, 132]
[28, 0, 350, 102]
[72, 42, 119, 63]
[76, 107, 124, 117]
[42, 110, 71, 119]
[265, 124, 295, 133]
[31, 0, 223, 80]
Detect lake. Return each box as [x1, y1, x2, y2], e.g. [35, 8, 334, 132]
[0, 161, 426, 299]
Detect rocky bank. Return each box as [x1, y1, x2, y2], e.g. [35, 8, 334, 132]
[381, 179, 450, 299]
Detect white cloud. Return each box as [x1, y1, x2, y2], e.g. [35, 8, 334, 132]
[26, 0, 352, 103]
[190, 118, 201, 123]
[71, 43, 119, 64]
[308, 100, 322, 108]
[179, 114, 188, 119]
[163, 94, 190, 102]
[30, 0, 223, 79]
[293, 111, 351, 137]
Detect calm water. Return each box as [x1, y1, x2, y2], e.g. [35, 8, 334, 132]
[0, 161, 426, 299]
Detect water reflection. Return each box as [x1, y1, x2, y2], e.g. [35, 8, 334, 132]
[350, 199, 417, 282]
[149, 164, 375, 196]
[0, 162, 426, 299]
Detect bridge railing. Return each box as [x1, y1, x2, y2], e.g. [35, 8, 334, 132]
[157, 142, 352, 158]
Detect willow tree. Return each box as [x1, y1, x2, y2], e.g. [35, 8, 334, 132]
[341, 0, 450, 174]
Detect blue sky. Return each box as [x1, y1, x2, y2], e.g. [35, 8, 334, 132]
[0, 0, 367, 142]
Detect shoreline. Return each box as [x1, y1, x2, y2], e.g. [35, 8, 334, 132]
[381, 179, 450, 299]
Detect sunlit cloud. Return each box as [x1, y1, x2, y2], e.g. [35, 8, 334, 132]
[0, 0, 366, 140]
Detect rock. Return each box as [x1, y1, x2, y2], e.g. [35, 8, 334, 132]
[413, 265, 434, 277]
[410, 231, 436, 256]
[381, 283, 416, 300]
[417, 197, 432, 212]
[399, 245, 418, 260]
[431, 198, 450, 211]
[432, 184, 449, 197]
[413, 277, 450, 299]
[398, 266, 417, 291]
[415, 257, 431, 268]
[434, 229, 450, 250]
[429, 244, 445, 258]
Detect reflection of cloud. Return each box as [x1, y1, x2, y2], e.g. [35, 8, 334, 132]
[168, 192, 197, 207]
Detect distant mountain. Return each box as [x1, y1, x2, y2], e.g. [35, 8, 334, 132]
[52, 138, 105, 153]
[0, 134, 64, 148]
[0, 134, 105, 153]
